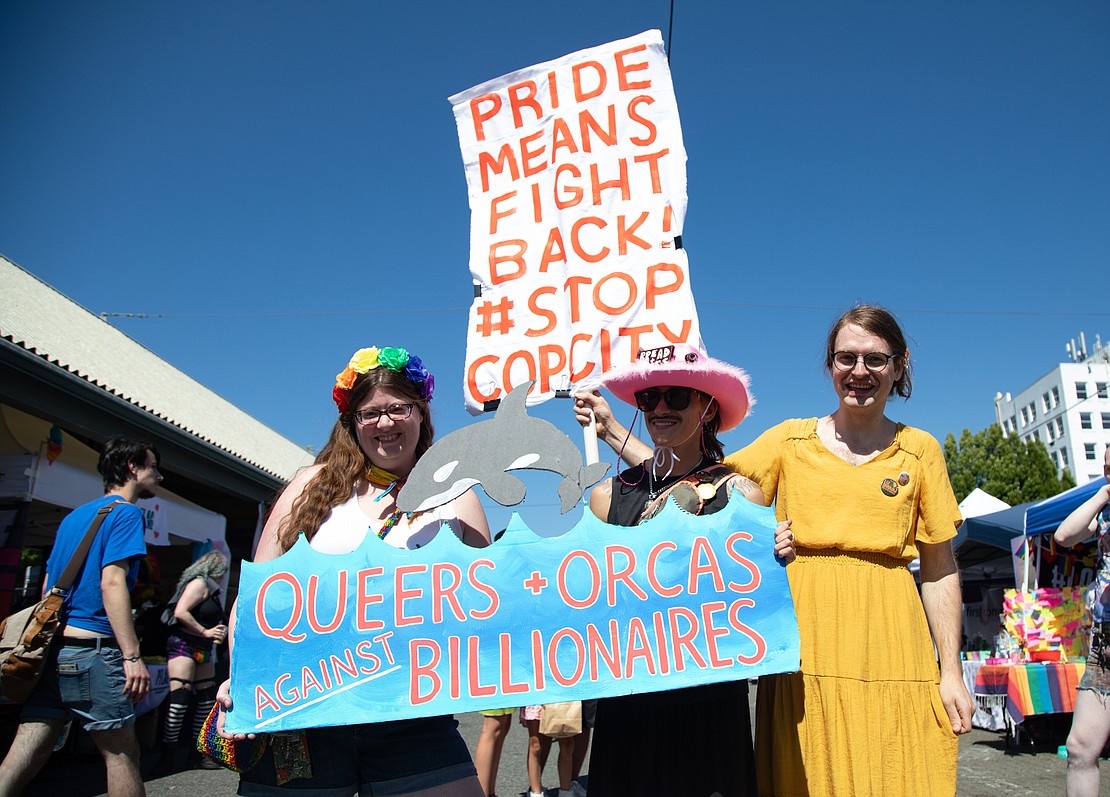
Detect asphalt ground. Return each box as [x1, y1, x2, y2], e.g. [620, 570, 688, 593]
[9, 699, 1109, 796]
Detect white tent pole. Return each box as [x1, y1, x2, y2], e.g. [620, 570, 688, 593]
[583, 410, 599, 466]
[1022, 536, 1030, 592]
[27, 442, 44, 503]
[1034, 538, 1041, 591]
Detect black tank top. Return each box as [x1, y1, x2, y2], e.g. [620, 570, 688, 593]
[606, 459, 730, 526]
[187, 578, 224, 629]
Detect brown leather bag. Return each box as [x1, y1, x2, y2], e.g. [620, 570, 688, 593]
[0, 501, 123, 702]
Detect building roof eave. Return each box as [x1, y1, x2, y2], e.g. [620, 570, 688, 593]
[0, 337, 291, 502]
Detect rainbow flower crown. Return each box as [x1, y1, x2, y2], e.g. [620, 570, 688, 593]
[332, 346, 435, 414]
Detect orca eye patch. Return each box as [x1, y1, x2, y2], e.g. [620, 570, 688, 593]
[432, 460, 459, 483]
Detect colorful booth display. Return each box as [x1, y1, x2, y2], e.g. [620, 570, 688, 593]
[1001, 587, 1090, 660]
[957, 482, 1108, 745]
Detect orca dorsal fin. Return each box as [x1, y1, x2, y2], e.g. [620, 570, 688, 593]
[495, 380, 535, 419]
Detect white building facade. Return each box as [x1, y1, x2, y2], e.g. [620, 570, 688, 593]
[995, 335, 1110, 484]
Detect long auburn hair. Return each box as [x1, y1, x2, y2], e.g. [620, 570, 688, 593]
[279, 367, 434, 550]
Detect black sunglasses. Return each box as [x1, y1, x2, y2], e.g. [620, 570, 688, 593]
[634, 387, 694, 413]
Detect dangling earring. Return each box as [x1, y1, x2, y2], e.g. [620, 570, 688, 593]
[698, 397, 716, 460]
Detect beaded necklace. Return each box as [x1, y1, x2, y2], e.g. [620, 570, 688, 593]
[367, 465, 405, 540]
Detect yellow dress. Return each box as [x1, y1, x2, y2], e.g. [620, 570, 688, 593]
[725, 419, 962, 797]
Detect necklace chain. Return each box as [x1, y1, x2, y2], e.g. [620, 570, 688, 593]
[648, 459, 706, 501]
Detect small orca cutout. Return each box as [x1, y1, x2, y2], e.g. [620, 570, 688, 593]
[397, 381, 609, 514]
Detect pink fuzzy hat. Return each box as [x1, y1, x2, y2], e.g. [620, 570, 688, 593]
[602, 344, 753, 431]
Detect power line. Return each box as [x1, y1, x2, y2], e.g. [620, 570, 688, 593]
[698, 302, 1110, 318]
[98, 303, 1108, 322]
[99, 307, 465, 321]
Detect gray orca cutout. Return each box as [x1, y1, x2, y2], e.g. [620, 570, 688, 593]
[396, 381, 609, 515]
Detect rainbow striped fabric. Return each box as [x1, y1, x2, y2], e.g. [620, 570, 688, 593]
[974, 662, 1086, 725]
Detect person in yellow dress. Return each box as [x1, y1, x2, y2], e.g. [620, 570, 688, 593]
[576, 305, 974, 796]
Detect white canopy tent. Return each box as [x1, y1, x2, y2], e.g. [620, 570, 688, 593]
[956, 488, 1012, 537]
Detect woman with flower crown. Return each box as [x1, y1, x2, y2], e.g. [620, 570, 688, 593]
[221, 346, 490, 797]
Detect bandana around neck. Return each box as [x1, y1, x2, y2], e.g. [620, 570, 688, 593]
[365, 465, 408, 541]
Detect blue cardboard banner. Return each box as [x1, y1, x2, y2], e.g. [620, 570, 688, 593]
[224, 491, 799, 734]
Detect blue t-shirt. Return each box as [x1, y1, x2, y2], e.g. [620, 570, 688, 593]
[45, 495, 147, 636]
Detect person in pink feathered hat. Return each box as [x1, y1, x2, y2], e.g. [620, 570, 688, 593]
[578, 342, 774, 519]
[572, 342, 794, 797]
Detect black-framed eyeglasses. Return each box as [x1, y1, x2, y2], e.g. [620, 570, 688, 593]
[832, 351, 899, 373]
[353, 403, 414, 426]
[634, 387, 694, 413]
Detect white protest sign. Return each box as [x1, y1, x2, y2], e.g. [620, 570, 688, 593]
[450, 30, 702, 413]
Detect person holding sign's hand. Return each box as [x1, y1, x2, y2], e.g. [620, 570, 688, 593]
[578, 306, 972, 797]
[218, 346, 490, 797]
[1055, 446, 1110, 797]
[575, 343, 794, 797]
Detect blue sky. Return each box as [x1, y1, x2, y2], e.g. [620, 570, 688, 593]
[2, 2, 1107, 533]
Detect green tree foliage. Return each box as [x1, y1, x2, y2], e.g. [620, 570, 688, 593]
[943, 424, 1077, 505]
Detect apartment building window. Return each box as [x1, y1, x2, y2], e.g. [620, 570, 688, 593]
[1047, 423, 1056, 442]
[1103, 413, 1110, 430]
[1062, 448, 1069, 467]
[1056, 417, 1065, 437]
[1042, 392, 1051, 413]
[1082, 412, 1093, 430]
[1087, 443, 1097, 461]
[1099, 382, 1109, 399]
[1020, 407, 1029, 427]
[1052, 387, 1060, 407]
[1010, 416, 1017, 432]
[1077, 382, 1089, 400]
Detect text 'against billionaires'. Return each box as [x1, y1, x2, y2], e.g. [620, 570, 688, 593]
[249, 534, 767, 719]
